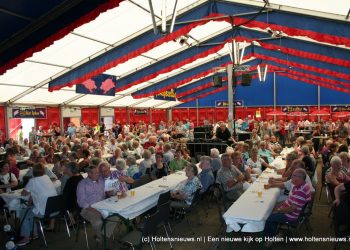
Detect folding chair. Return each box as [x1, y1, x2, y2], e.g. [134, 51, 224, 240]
[33, 194, 70, 247]
[119, 210, 159, 250]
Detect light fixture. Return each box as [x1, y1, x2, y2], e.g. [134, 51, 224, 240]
[178, 35, 191, 46]
[229, 40, 247, 65]
[257, 64, 268, 82]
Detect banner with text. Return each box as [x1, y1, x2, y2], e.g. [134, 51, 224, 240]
[331, 106, 350, 112]
[216, 100, 243, 107]
[134, 109, 148, 115]
[154, 89, 177, 101]
[76, 74, 116, 96]
[282, 106, 309, 112]
[12, 107, 47, 119]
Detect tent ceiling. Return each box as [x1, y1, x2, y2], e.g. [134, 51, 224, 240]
[0, 0, 349, 108]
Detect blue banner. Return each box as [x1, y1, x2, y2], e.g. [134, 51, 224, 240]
[76, 74, 116, 96]
[154, 89, 177, 101]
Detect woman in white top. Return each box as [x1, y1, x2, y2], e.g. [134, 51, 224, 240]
[0, 161, 18, 193]
[247, 147, 275, 175]
[16, 163, 57, 246]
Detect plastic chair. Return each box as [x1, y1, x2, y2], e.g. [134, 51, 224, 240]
[119, 210, 159, 250]
[33, 194, 70, 247]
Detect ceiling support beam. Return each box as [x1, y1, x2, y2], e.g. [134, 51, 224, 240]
[62, 94, 86, 105]
[0, 7, 34, 21]
[130, 97, 153, 107]
[25, 59, 70, 69]
[99, 94, 126, 107]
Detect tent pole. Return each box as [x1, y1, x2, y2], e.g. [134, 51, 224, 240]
[196, 99, 199, 126]
[273, 72, 276, 123]
[318, 85, 320, 122]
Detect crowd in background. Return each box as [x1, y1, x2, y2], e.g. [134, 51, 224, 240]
[1, 117, 350, 246]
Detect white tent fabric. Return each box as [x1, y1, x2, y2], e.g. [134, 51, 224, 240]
[0, 0, 349, 108]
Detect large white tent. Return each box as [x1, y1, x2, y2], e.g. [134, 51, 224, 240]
[0, 0, 349, 108]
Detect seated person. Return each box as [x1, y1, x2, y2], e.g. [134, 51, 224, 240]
[78, 149, 90, 172]
[198, 156, 214, 193]
[108, 147, 122, 167]
[110, 159, 134, 194]
[246, 147, 275, 175]
[269, 135, 283, 153]
[326, 156, 350, 189]
[62, 162, 83, 222]
[163, 143, 174, 164]
[258, 141, 275, 164]
[125, 155, 140, 178]
[216, 153, 244, 202]
[300, 146, 315, 178]
[275, 151, 299, 178]
[263, 169, 311, 239]
[171, 164, 202, 205]
[169, 149, 188, 173]
[24, 162, 57, 182]
[210, 148, 222, 176]
[0, 161, 18, 193]
[77, 165, 119, 242]
[16, 163, 57, 246]
[151, 152, 169, 180]
[231, 151, 253, 187]
[265, 160, 315, 201]
[333, 181, 350, 226]
[139, 149, 153, 176]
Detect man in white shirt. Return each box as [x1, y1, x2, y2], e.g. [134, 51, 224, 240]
[17, 163, 57, 246]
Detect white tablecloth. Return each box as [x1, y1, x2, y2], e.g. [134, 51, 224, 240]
[0, 180, 61, 216]
[222, 148, 292, 233]
[92, 171, 188, 220]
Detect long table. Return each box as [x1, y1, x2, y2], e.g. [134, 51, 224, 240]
[92, 171, 188, 220]
[223, 148, 292, 233]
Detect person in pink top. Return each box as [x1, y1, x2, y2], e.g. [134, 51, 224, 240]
[264, 168, 311, 239]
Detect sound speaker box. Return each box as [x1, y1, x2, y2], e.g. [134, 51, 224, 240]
[241, 73, 252, 86]
[213, 75, 223, 87]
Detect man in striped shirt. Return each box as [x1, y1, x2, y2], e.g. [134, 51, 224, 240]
[264, 168, 312, 237]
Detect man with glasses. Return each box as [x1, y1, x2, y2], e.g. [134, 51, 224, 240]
[263, 168, 311, 242]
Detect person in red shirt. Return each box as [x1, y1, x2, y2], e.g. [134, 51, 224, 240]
[5, 149, 19, 179]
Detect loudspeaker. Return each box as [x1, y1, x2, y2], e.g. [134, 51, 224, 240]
[241, 73, 252, 86]
[213, 75, 223, 87]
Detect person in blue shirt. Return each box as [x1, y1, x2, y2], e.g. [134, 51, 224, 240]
[198, 156, 215, 193]
[171, 164, 202, 205]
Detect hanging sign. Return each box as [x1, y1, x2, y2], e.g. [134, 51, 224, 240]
[12, 107, 47, 119]
[282, 106, 309, 112]
[76, 74, 116, 96]
[256, 110, 261, 118]
[154, 89, 177, 101]
[216, 100, 243, 107]
[134, 109, 148, 115]
[331, 106, 350, 112]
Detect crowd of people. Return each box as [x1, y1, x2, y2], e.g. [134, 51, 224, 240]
[0, 117, 350, 247]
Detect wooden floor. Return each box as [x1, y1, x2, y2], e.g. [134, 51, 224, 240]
[0, 159, 345, 250]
